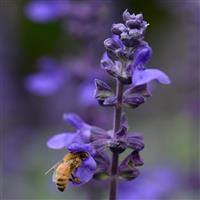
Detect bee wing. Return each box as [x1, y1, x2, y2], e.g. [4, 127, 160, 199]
[45, 161, 62, 175]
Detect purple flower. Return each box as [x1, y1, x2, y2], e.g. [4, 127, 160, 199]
[47, 113, 92, 149]
[67, 143, 96, 186]
[132, 45, 171, 86]
[132, 68, 171, 86]
[47, 114, 97, 186]
[25, 0, 110, 38]
[25, 0, 70, 23]
[25, 57, 65, 96]
[78, 82, 97, 106]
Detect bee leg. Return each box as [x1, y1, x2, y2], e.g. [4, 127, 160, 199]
[71, 173, 81, 184]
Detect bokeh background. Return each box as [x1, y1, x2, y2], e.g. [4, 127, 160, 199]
[1, 0, 199, 199]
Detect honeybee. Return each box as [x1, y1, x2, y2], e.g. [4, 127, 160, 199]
[45, 152, 88, 192]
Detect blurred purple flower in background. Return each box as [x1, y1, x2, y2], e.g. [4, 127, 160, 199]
[25, 0, 70, 23]
[25, 57, 65, 96]
[118, 167, 179, 200]
[25, 0, 110, 38]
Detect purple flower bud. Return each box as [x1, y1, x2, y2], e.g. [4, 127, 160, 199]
[101, 53, 118, 78]
[123, 84, 152, 98]
[122, 9, 135, 22]
[94, 79, 114, 106]
[123, 96, 145, 108]
[104, 38, 121, 51]
[104, 36, 125, 61]
[127, 134, 144, 151]
[128, 28, 144, 40]
[119, 150, 144, 170]
[126, 19, 141, 29]
[103, 96, 117, 106]
[120, 32, 141, 47]
[111, 23, 127, 35]
[136, 13, 143, 21]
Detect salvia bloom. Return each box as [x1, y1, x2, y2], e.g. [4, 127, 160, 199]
[25, 0, 110, 38]
[46, 9, 170, 199]
[25, 57, 65, 96]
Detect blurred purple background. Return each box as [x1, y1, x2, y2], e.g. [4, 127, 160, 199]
[1, 0, 199, 199]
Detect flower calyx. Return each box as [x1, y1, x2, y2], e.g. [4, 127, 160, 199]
[94, 79, 117, 106]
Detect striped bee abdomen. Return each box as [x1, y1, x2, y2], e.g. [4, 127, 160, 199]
[56, 177, 67, 192]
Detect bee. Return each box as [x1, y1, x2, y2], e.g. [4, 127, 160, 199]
[45, 152, 88, 192]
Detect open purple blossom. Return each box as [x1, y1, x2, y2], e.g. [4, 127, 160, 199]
[25, 57, 65, 96]
[132, 45, 171, 86]
[47, 115, 97, 186]
[67, 143, 96, 186]
[47, 113, 93, 149]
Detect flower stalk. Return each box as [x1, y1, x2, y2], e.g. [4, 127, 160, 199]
[109, 80, 124, 200]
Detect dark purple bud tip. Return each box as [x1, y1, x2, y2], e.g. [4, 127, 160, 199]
[118, 168, 140, 181]
[111, 23, 127, 35]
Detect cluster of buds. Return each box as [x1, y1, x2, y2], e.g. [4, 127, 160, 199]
[112, 10, 149, 47]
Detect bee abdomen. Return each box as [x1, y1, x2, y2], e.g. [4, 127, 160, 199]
[56, 178, 67, 192]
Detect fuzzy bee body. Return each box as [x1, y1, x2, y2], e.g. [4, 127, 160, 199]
[46, 152, 88, 192]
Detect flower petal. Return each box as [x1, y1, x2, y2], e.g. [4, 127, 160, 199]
[47, 133, 76, 149]
[68, 143, 95, 156]
[63, 113, 92, 142]
[63, 113, 89, 130]
[133, 46, 152, 68]
[72, 154, 96, 186]
[132, 68, 171, 86]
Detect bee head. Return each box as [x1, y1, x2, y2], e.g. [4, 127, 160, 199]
[79, 152, 89, 161]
